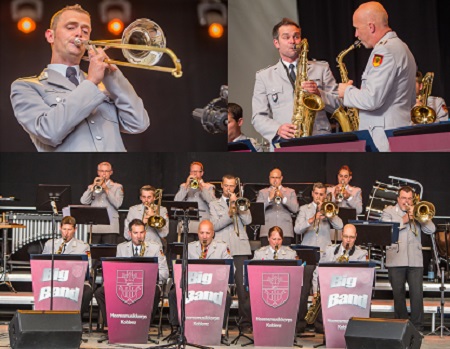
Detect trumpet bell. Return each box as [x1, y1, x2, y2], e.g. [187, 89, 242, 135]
[411, 105, 436, 124]
[322, 202, 339, 218]
[236, 197, 250, 212]
[414, 201, 435, 223]
[122, 19, 166, 67]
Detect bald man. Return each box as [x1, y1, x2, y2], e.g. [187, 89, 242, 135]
[338, 1, 416, 152]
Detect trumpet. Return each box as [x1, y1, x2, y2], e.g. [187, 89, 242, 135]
[335, 181, 346, 203]
[190, 178, 199, 189]
[74, 18, 182, 78]
[147, 189, 166, 229]
[274, 188, 282, 205]
[93, 178, 104, 194]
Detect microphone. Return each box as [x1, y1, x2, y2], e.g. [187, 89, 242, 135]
[192, 85, 228, 134]
[50, 201, 58, 215]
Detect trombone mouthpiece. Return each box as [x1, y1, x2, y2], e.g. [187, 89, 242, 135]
[73, 38, 86, 47]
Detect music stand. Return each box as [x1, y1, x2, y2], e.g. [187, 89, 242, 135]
[36, 184, 72, 311]
[228, 140, 257, 152]
[247, 202, 265, 241]
[63, 205, 110, 244]
[290, 245, 321, 265]
[350, 221, 399, 270]
[153, 202, 211, 349]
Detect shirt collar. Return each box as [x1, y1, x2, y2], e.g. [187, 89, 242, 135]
[47, 64, 80, 80]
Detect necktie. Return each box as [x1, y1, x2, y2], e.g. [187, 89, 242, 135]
[289, 64, 296, 82]
[226, 199, 230, 207]
[134, 246, 139, 256]
[66, 67, 79, 86]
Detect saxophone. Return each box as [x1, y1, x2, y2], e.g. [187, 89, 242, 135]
[292, 38, 325, 138]
[336, 243, 350, 263]
[56, 238, 67, 254]
[331, 40, 361, 132]
[411, 72, 436, 124]
[274, 245, 279, 260]
[305, 291, 321, 325]
[139, 241, 146, 256]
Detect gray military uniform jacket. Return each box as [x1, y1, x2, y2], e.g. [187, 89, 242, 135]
[312, 244, 368, 293]
[252, 59, 339, 145]
[123, 204, 169, 247]
[253, 245, 297, 260]
[10, 68, 149, 152]
[381, 204, 435, 267]
[427, 96, 448, 122]
[80, 181, 123, 234]
[188, 240, 232, 260]
[256, 186, 299, 238]
[42, 237, 89, 254]
[174, 182, 215, 234]
[210, 197, 252, 256]
[116, 240, 169, 283]
[294, 202, 343, 252]
[327, 184, 363, 215]
[343, 31, 416, 151]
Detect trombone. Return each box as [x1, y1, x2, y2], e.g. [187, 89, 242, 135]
[75, 18, 182, 78]
[147, 189, 167, 229]
[228, 177, 250, 237]
[314, 193, 339, 234]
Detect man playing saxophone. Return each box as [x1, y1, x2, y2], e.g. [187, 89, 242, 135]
[94, 219, 168, 330]
[338, 1, 416, 152]
[252, 18, 339, 150]
[123, 185, 169, 248]
[414, 71, 448, 123]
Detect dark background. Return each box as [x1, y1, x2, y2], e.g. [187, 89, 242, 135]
[0, 152, 447, 215]
[0, 0, 227, 152]
[297, 0, 450, 106]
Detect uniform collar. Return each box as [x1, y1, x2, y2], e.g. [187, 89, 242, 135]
[376, 30, 397, 46]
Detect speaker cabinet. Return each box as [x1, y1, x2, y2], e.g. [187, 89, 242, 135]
[9, 310, 82, 349]
[345, 317, 423, 349]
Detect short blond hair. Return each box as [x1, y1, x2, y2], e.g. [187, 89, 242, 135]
[50, 4, 90, 31]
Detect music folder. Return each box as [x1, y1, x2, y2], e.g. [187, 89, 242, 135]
[243, 259, 303, 287]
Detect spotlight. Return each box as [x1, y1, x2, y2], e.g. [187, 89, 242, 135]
[99, 0, 131, 35]
[197, 0, 227, 39]
[11, 0, 43, 34]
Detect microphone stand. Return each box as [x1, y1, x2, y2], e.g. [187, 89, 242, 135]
[152, 207, 211, 349]
[49, 199, 59, 311]
[427, 267, 450, 337]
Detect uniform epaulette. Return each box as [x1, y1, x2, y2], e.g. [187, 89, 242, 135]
[147, 240, 160, 246]
[310, 59, 328, 65]
[256, 65, 274, 73]
[17, 75, 38, 80]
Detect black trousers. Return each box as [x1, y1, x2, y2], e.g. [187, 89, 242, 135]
[233, 255, 252, 326]
[388, 266, 424, 330]
[168, 287, 232, 329]
[260, 237, 294, 247]
[94, 284, 160, 326]
[81, 284, 93, 318]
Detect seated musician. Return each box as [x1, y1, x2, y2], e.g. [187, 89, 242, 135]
[94, 219, 169, 328]
[309, 224, 367, 329]
[42, 215, 92, 319]
[253, 226, 297, 260]
[168, 220, 232, 337]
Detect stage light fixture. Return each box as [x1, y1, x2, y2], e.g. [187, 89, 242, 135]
[11, 0, 43, 34]
[99, 0, 131, 35]
[197, 0, 227, 39]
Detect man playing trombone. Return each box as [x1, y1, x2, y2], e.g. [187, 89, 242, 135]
[256, 168, 299, 246]
[123, 185, 168, 248]
[381, 186, 436, 332]
[174, 162, 215, 242]
[80, 161, 123, 244]
[10, 4, 149, 152]
[210, 174, 252, 331]
[294, 182, 343, 334]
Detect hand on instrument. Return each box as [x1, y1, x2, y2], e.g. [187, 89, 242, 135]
[87, 46, 117, 85]
[277, 123, 297, 139]
[301, 80, 320, 96]
[338, 80, 353, 98]
[269, 187, 276, 201]
[185, 175, 195, 187]
[414, 98, 424, 107]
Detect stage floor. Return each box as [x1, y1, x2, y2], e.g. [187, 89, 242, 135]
[1, 324, 450, 349]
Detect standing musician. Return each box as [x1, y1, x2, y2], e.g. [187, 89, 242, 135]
[293, 182, 343, 334]
[168, 220, 232, 335]
[80, 161, 123, 244]
[10, 4, 149, 152]
[123, 185, 169, 248]
[42, 216, 92, 318]
[94, 219, 168, 328]
[414, 71, 448, 122]
[174, 161, 215, 242]
[338, 1, 416, 152]
[327, 165, 363, 214]
[252, 18, 339, 148]
[381, 186, 435, 332]
[253, 226, 297, 260]
[256, 168, 299, 246]
[210, 174, 253, 331]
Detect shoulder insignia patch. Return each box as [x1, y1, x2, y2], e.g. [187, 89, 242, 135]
[442, 104, 448, 113]
[373, 54, 383, 67]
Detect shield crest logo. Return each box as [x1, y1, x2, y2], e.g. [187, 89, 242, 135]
[262, 273, 289, 308]
[116, 270, 144, 305]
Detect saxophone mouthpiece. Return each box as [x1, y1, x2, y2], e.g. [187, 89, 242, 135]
[354, 39, 362, 48]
